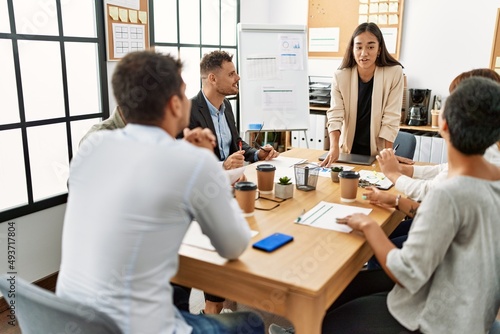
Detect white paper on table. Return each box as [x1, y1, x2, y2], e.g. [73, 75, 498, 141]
[295, 201, 372, 233]
[183, 221, 258, 251]
[226, 166, 246, 184]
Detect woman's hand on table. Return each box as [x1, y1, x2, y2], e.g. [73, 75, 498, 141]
[361, 186, 397, 209]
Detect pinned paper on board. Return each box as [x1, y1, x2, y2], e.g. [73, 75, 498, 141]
[119, 8, 128, 22]
[381, 27, 398, 54]
[279, 34, 304, 71]
[109, 6, 119, 20]
[129, 10, 138, 23]
[138, 11, 147, 24]
[309, 27, 339, 53]
[246, 56, 278, 81]
[112, 23, 145, 58]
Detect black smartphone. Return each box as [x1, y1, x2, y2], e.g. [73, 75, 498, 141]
[252, 233, 294, 252]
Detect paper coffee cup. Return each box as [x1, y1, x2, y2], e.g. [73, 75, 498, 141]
[256, 164, 276, 194]
[234, 181, 258, 217]
[339, 171, 360, 202]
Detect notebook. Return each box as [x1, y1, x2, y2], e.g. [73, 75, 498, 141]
[318, 152, 376, 166]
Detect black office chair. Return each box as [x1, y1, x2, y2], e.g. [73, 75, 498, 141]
[0, 274, 122, 334]
[394, 131, 417, 159]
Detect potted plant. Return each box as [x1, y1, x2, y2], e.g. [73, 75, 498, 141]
[330, 166, 343, 183]
[275, 176, 293, 199]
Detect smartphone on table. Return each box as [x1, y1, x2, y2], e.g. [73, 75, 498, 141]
[252, 233, 294, 252]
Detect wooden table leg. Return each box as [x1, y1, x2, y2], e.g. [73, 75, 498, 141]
[286, 292, 326, 334]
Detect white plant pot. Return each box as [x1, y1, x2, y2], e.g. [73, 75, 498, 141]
[275, 183, 293, 199]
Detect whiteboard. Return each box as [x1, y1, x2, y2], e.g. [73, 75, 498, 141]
[237, 24, 309, 134]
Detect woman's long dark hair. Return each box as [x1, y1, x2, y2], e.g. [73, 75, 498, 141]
[339, 22, 403, 70]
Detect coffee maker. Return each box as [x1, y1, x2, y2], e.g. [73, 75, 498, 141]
[407, 89, 431, 126]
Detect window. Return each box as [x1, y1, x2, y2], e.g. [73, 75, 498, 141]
[0, 0, 108, 222]
[150, 0, 240, 106]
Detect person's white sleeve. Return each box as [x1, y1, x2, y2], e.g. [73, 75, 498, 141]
[395, 168, 448, 202]
[412, 163, 447, 179]
[188, 153, 251, 260]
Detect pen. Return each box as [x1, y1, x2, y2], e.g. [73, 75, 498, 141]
[237, 138, 242, 151]
[393, 144, 400, 153]
[295, 209, 306, 222]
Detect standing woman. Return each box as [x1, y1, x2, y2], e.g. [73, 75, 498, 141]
[320, 22, 404, 167]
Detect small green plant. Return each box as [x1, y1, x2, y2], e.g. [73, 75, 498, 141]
[331, 166, 343, 172]
[278, 176, 292, 185]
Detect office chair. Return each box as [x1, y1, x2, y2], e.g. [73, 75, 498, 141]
[0, 274, 122, 334]
[394, 131, 417, 159]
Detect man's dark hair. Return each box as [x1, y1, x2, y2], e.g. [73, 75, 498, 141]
[200, 50, 233, 77]
[112, 51, 183, 125]
[443, 77, 500, 155]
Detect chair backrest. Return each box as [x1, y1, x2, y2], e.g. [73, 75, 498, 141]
[394, 131, 417, 159]
[0, 274, 122, 334]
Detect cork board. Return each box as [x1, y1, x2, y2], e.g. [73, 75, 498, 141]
[104, 0, 150, 61]
[490, 9, 500, 74]
[308, 0, 404, 59]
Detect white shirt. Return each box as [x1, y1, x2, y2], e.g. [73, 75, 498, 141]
[395, 143, 500, 201]
[57, 124, 251, 334]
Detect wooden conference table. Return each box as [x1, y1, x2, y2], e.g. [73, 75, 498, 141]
[172, 148, 405, 334]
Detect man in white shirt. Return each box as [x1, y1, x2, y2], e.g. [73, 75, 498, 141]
[56, 51, 264, 334]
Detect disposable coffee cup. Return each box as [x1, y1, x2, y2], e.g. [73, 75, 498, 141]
[339, 171, 360, 202]
[431, 109, 440, 128]
[234, 181, 259, 217]
[256, 164, 276, 194]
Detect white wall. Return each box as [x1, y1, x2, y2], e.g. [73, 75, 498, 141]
[0, 204, 65, 284]
[244, 0, 500, 100]
[4, 0, 500, 285]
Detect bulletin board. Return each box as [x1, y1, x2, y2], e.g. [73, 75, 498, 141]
[490, 8, 500, 74]
[104, 0, 149, 61]
[308, 0, 404, 59]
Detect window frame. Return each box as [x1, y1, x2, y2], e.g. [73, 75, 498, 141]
[149, 0, 241, 120]
[0, 0, 109, 222]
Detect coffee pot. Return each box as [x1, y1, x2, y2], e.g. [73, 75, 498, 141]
[407, 89, 431, 126]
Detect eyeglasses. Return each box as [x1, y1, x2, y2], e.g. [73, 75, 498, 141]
[252, 123, 265, 149]
[254, 193, 284, 211]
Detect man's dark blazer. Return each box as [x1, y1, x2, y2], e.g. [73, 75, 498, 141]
[187, 90, 258, 162]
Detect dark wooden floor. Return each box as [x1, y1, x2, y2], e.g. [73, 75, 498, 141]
[0, 311, 20, 334]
